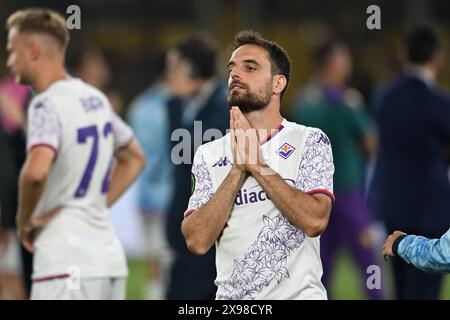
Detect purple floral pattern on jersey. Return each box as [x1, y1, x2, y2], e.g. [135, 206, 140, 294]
[188, 148, 213, 210]
[295, 129, 334, 192]
[27, 98, 61, 151]
[216, 214, 305, 300]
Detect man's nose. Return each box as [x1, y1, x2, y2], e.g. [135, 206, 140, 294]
[229, 68, 242, 81]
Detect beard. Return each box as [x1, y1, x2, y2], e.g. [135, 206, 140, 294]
[227, 82, 272, 113]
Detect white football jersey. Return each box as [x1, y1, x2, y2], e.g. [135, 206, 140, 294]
[27, 78, 131, 280]
[185, 119, 335, 300]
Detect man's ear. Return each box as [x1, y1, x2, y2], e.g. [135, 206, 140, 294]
[273, 75, 287, 95]
[432, 49, 445, 71]
[29, 40, 42, 61]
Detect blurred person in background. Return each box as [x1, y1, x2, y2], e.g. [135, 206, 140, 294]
[73, 48, 124, 114]
[290, 40, 382, 299]
[6, 8, 145, 299]
[0, 75, 28, 136]
[383, 229, 450, 274]
[0, 74, 32, 297]
[0, 114, 26, 299]
[165, 33, 228, 299]
[127, 52, 174, 299]
[74, 48, 111, 92]
[372, 26, 450, 300]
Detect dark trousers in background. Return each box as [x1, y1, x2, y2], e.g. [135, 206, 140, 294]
[20, 247, 33, 298]
[390, 254, 443, 300]
[167, 250, 216, 300]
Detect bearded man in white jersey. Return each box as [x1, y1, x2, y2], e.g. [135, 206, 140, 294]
[6, 8, 145, 299]
[182, 31, 335, 299]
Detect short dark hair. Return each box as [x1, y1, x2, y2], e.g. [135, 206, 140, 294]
[7, 8, 70, 51]
[313, 39, 347, 69]
[230, 30, 291, 101]
[173, 33, 218, 79]
[406, 26, 441, 65]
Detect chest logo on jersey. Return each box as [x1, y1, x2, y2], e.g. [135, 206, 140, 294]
[276, 143, 296, 159]
[212, 156, 232, 167]
[235, 179, 294, 206]
[235, 187, 267, 206]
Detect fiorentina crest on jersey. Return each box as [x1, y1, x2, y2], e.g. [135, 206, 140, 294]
[276, 142, 296, 159]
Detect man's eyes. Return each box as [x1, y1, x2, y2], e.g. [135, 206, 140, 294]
[227, 65, 257, 73]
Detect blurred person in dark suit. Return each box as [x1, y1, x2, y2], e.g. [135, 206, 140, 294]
[372, 26, 450, 299]
[0, 75, 31, 298]
[165, 33, 228, 299]
[291, 40, 381, 299]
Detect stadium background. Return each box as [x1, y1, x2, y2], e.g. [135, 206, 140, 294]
[1, 0, 449, 299]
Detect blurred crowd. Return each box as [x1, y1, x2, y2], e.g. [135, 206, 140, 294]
[1, 2, 450, 300]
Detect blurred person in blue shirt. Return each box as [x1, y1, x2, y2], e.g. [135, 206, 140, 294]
[372, 26, 450, 299]
[127, 53, 174, 299]
[382, 228, 450, 274]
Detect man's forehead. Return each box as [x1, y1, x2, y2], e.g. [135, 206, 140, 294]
[7, 27, 18, 41]
[229, 44, 269, 63]
[6, 28, 17, 49]
[7, 27, 28, 45]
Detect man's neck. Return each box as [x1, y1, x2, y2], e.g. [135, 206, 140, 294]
[33, 65, 69, 93]
[405, 64, 436, 85]
[243, 102, 283, 142]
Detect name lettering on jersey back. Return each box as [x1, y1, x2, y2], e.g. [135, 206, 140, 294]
[235, 179, 295, 206]
[80, 96, 104, 112]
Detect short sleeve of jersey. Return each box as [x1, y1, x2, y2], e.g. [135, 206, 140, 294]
[184, 145, 214, 217]
[295, 128, 335, 202]
[111, 111, 133, 150]
[26, 98, 61, 153]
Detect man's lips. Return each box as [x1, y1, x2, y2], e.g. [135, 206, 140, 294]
[229, 83, 246, 91]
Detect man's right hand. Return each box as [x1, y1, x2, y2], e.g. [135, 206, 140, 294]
[0, 228, 12, 254]
[382, 230, 407, 261]
[18, 224, 35, 253]
[230, 108, 246, 173]
[17, 208, 60, 253]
